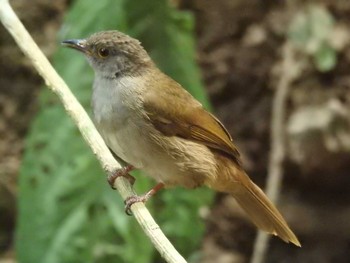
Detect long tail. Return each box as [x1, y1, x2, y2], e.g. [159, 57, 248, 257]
[232, 178, 301, 247]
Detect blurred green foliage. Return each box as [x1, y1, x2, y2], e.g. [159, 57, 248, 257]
[16, 0, 213, 262]
[288, 5, 337, 72]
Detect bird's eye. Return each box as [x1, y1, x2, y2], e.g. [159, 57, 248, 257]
[98, 47, 110, 58]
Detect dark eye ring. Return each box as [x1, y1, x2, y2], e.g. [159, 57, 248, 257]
[98, 47, 110, 58]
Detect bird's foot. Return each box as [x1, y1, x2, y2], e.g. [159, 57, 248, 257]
[124, 183, 164, 215]
[124, 194, 150, 216]
[108, 165, 135, 189]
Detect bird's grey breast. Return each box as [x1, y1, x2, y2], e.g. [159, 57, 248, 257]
[91, 75, 146, 167]
[92, 76, 131, 125]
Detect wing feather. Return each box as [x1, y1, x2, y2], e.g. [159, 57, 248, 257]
[143, 76, 242, 167]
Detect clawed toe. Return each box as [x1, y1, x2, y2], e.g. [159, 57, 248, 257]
[124, 195, 148, 215]
[122, 183, 164, 215]
[107, 165, 135, 189]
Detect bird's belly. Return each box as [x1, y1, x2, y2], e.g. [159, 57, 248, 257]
[97, 119, 217, 188]
[98, 121, 147, 169]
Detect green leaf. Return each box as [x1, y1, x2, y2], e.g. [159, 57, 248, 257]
[17, 0, 213, 262]
[309, 5, 334, 41]
[314, 43, 337, 72]
[288, 5, 334, 54]
[288, 11, 310, 48]
[288, 5, 338, 73]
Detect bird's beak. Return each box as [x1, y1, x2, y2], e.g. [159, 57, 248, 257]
[61, 39, 89, 54]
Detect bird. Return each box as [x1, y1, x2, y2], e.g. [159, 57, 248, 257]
[62, 30, 300, 246]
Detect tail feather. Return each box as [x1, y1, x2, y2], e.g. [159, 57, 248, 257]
[232, 180, 301, 247]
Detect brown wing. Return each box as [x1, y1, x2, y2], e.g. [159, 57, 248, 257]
[143, 77, 242, 167]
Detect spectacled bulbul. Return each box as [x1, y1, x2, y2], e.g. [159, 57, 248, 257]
[62, 31, 300, 246]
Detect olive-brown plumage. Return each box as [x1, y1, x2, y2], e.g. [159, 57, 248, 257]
[62, 30, 300, 246]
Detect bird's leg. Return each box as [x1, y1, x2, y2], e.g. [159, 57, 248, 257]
[108, 165, 135, 189]
[124, 183, 165, 215]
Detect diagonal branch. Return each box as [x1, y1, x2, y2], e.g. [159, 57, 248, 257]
[0, 1, 186, 262]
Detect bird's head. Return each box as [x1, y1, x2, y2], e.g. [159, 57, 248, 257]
[62, 30, 152, 78]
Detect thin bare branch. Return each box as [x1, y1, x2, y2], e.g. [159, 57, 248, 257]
[0, 1, 186, 262]
[250, 43, 299, 263]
